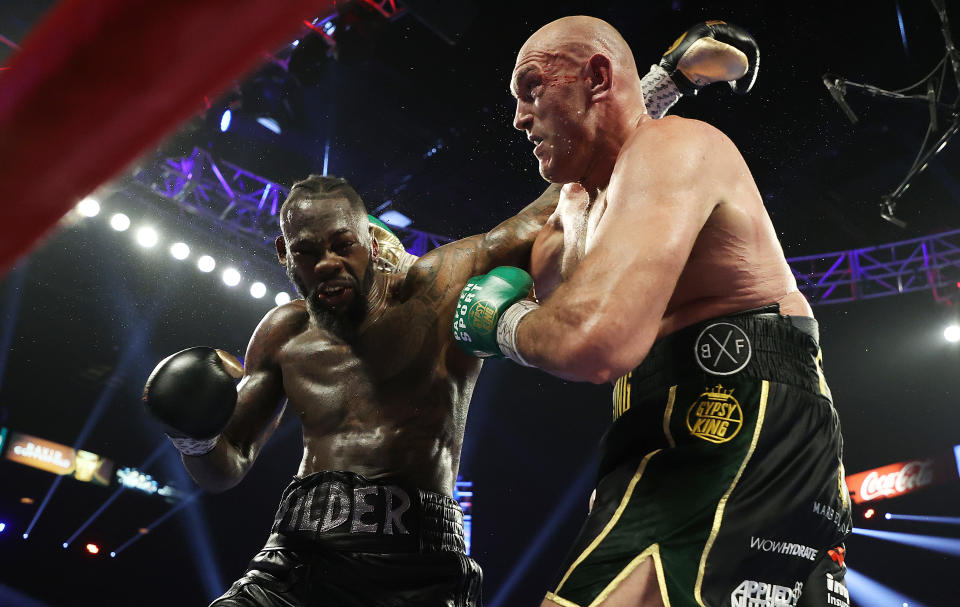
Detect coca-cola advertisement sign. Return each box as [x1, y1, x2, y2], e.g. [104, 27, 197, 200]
[847, 454, 954, 504]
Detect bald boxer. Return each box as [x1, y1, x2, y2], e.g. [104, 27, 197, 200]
[454, 16, 850, 607]
[143, 26, 756, 607]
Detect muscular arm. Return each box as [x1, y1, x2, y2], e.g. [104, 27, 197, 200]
[515, 118, 735, 383]
[182, 305, 294, 492]
[401, 184, 561, 303]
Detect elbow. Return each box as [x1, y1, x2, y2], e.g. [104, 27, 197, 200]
[553, 325, 656, 384]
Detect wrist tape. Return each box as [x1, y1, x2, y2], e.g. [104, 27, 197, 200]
[496, 299, 540, 367]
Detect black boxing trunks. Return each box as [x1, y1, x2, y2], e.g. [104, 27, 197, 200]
[210, 471, 482, 607]
[546, 305, 852, 607]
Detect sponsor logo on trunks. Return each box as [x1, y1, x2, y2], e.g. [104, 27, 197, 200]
[694, 322, 751, 375]
[686, 384, 743, 444]
[612, 371, 633, 421]
[730, 580, 803, 607]
[749, 536, 818, 561]
[827, 546, 845, 568]
[812, 501, 850, 534]
[467, 300, 497, 336]
[825, 573, 850, 607]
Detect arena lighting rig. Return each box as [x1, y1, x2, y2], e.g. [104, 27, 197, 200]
[822, 0, 960, 227]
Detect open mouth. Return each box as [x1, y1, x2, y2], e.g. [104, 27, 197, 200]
[316, 282, 355, 306]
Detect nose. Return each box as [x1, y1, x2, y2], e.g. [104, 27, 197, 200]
[313, 254, 342, 279]
[513, 101, 532, 133]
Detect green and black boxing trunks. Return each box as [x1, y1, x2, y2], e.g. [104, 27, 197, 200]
[210, 471, 482, 607]
[547, 305, 852, 607]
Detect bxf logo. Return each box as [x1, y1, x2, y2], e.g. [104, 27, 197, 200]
[694, 322, 752, 375]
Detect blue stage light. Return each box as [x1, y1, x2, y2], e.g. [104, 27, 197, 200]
[847, 567, 927, 607]
[0, 522, 5, 533]
[256, 117, 281, 135]
[378, 210, 412, 228]
[852, 526, 960, 556]
[885, 513, 960, 525]
[219, 109, 232, 133]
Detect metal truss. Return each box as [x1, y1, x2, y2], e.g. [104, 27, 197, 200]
[789, 228, 960, 305]
[132, 147, 452, 254]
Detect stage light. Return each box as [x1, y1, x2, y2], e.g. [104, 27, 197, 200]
[853, 526, 960, 556]
[864, 508, 875, 519]
[110, 551, 116, 558]
[379, 210, 412, 228]
[250, 282, 266, 299]
[22, 533, 27, 539]
[0, 522, 6, 533]
[85, 543, 100, 555]
[886, 512, 960, 525]
[170, 242, 190, 260]
[222, 268, 241, 287]
[19, 497, 33, 505]
[136, 226, 159, 248]
[197, 255, 216, 273]
[944, 324, 960, 343]
[62, 542, 68, 549]
[110, 213, 130, 232]
[256, 117, 281, 134]
[275, 292, 291, 306]
[77, 197, 101, 217]
[219, 109, 232, 133]
[323, 20, 336, 36]
[885, 512, 892, 520]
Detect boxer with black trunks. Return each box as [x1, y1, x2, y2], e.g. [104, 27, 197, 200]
[453, 16, 851, 607]
[141, 24, 756, 606]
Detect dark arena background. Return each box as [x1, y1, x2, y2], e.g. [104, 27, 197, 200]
[2, 0, 960, 605]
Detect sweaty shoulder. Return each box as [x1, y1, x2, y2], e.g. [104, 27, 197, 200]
[246, 300, 309, 366]
[613, 115, 741, 195]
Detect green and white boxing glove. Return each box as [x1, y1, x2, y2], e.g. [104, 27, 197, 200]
[452, 266, 535, 359]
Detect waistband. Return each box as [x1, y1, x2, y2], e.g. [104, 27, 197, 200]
[266, 471, 466, 554]
[620, 304, 825, 406]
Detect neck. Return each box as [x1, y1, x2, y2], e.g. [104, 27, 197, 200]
[579, 102, 648, 194]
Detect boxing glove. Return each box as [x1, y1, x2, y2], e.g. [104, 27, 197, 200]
[659, 20, 759, 95]
[453, 267, 533, 358]
[369, 214, 419, 274]
[143, 346, 242, 455]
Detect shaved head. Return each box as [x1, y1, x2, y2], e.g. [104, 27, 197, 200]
[515, 16, 640, 86]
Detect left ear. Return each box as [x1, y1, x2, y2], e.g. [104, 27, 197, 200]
[369, 230, 380, 260]
[586, 53, 613, 100]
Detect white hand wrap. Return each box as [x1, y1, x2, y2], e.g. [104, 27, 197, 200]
[641, 64, 682, 120]
[168, 433, 220, 457]
[496, 299, 540, 367]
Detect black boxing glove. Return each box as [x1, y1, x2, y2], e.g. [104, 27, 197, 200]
[143, 346, 242, 456]
[659, 20, 759, 95]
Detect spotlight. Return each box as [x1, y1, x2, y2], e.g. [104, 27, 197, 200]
[197, 255, 216, 273]
[222, 268, 241, 287]
[170, 242, 190, 260]
[0, 522, 6, 533]
[110, 551, 116, 558]
[85, 543, 100, 555]
[135, 226, 159, 248]
[944, 324, 960, 343]
[256, 117, 282, 135]
[275, 292, 291, 306]
[76, 197, 101, 217]
[219, 109, 232, 133]
[62, 542, 69, 549]
[885, 512, 892, 520]
[22, 533, 28, 539]
[110, 213, 131, 232]
[250, 282, 267, 299]
[864, 508, 875, 519]
[20, 497, 33, 505]
[379, 210, 412, 228]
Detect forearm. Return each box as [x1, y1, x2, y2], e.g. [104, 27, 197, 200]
[479, 183, 561, 270]
[181, 435, 253, 493]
